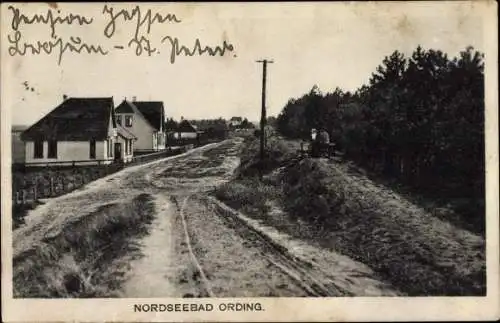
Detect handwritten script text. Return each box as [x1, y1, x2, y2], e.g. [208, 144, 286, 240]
[6, 5, 236, 65]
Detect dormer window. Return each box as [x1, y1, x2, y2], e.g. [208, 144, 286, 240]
[125, 115, 133, 127]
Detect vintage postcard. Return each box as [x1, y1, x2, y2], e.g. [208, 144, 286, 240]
[1, 1, 498, 322]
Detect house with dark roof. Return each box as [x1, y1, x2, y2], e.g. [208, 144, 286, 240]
[175, 119, 199, 139]
[21, 97, 136, 166]
[191, 119, 229, 141]
[229, 116, 243, 128]
[115, 98, 166, 152]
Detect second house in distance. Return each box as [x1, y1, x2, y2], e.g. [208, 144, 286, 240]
[115, 98, 166, 153]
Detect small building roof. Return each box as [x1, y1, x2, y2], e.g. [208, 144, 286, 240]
[177, 119, 197, 133]
[115, 101, 134, 113]
[21, 97, 115, 141]
[117, 125, 137, 140]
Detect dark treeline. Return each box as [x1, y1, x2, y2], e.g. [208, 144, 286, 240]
[276, 46, 484, 219]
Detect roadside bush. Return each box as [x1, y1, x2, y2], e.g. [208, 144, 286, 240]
[283, 159, 333, 223]
[13, 193, 155, 298]
[215, 178, 280, 218]
[281, 158, 485, 296]
[237, 136, 296, 178]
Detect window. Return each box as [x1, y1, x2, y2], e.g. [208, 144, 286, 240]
[89, 139, 96, 159]
[116, 115, 122, 126]
[34, 140, 43, 159]
[48, 139, 57, 158]
[125, 115, 133, 127]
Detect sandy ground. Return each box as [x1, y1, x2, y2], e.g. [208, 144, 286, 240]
[13, 138, 400, 297]
[118, 195, 177, 297]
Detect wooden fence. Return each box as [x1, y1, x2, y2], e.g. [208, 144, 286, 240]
[12, 140, 223, 207]
[12, 162, 124, 206]
[17, 159, 113, 168]
[11, 145, 197, 206]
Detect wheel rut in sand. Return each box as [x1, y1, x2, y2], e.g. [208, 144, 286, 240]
[119, 195, 176, 297]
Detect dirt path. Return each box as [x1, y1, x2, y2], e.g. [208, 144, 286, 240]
[178, 195, 399, 297]
[118, 195, 176, 297]
[14, 137, 400, 297]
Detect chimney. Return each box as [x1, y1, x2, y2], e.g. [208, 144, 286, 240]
[63, 94, 68, 101]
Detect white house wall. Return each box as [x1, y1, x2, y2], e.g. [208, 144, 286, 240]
[174, 132, 198, 139]
[25, 141, 108, 165]
[117, 112, 154, 152]
[153, 132, 158, 151]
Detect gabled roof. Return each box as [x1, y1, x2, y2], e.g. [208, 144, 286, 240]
[177, 119, 197, 132]
[115, 100, 165, 131]
[135, 101, 165, 131]
[21, 97, 115, 141]
[117, 125, 137, 140]
[115, 101, 134, 113]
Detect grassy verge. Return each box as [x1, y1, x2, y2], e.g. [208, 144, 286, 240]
[215, 135, 486, 296]
[216, 178, 281, 218]
[13, 193, 155, 298]
[215, 134, 294, 217]
[282, 158, 485, 296]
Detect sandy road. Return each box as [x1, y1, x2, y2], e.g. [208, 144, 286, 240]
[115, 137, 398, 297]
[15, 137, 398, 297]
[119, 137, 323, 297]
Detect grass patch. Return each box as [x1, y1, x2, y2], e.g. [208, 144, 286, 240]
[236, 135, 298, 178]
[216, 134, 485, 296]
[13, 193, 155, 298]
[215, 178, 280, 218]
[281, 158, 485, 296]
[214, 136, 287, 216]
[12, 201, 46, 230]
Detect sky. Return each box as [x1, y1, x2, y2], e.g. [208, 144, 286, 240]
[1, 2, 486, 126]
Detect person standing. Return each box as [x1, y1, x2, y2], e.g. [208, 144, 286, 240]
[311, 128, 317, 141]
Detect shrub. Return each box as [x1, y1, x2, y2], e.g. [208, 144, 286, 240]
[281, 158, 485, 295]
[13, 193, 155, 298]
[215, 178, 280, 218]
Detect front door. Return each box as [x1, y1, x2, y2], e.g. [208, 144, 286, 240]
[114, 143, 122, 161]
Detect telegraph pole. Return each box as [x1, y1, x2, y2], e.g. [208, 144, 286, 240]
[256, 59, 273, 169]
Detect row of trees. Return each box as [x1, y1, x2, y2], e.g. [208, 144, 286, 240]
[276, 46, 484, 200]
[164, 117, 255, 131]
[165, 117, 228, 132]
